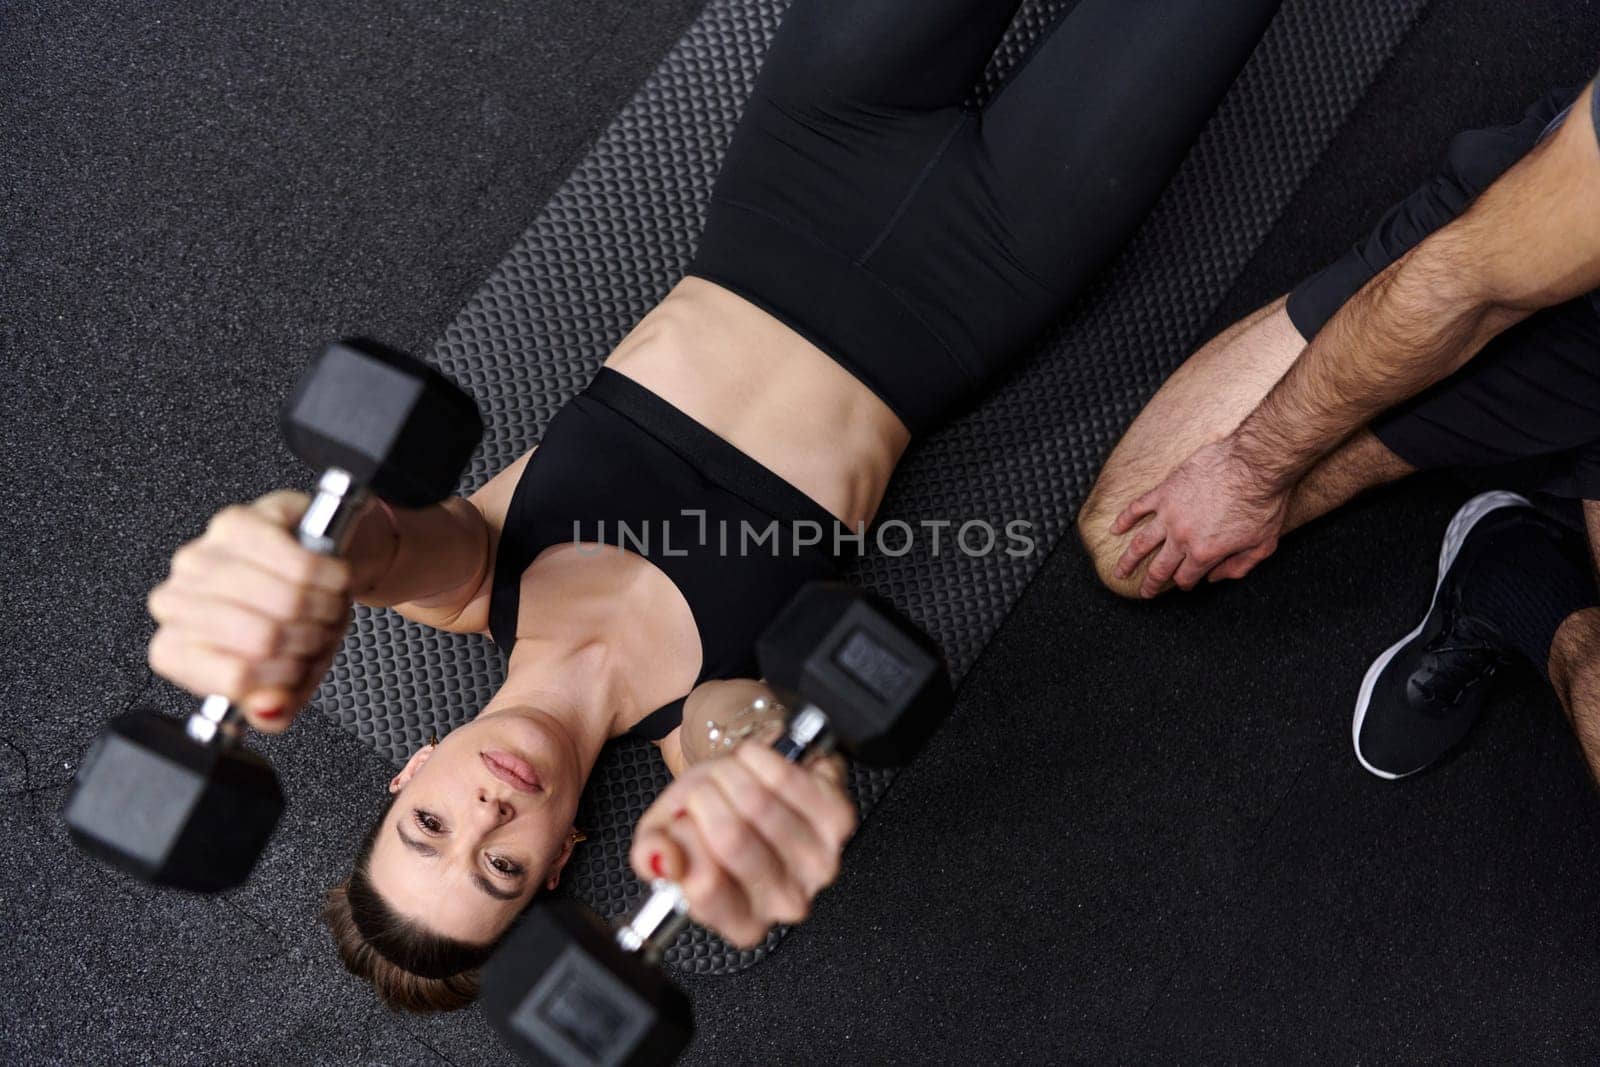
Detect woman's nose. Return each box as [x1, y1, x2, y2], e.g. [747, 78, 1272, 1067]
[476, 789, 515, 822]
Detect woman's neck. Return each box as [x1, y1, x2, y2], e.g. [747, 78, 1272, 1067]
[480, 634, 633, 775]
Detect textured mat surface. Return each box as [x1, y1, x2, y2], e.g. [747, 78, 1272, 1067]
[318, 0, 1429, 973]
[1, 2, 707, 1064]
[13, 1, 1600, 1062]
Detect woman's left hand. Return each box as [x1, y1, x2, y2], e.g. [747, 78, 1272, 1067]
[630, 743, 857, 948]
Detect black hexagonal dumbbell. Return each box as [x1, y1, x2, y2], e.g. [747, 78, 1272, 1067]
[61, 338, 483, 892]
[481, 581, 953, 1067]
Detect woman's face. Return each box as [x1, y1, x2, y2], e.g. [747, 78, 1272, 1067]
[365, 707, 582, 944]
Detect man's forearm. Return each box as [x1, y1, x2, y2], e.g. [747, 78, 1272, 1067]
[1229, 80, 1600, 493]
[1229, 231, 1516, 494]
[345, 496, 490, 609]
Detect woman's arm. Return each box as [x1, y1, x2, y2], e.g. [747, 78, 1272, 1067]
[344, 450, 533, 634]
[635, 729, 857, 949]
[653, 678, 793, 776]
[656, 727, 690, 778]
[145, 449, 535, 730]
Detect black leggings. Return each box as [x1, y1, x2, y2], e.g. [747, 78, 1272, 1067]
[690, 0, 1283, 433]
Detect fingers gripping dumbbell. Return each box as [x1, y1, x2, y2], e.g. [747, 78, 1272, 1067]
[61, 339, 482, 892]
[481, 581, 953, 1067]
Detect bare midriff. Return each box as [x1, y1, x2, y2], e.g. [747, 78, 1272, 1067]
[603, 276, 910, 530]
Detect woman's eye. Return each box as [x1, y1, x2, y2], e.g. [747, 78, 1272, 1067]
[489, 855, 524, 877]
[413, 810, 444, 834]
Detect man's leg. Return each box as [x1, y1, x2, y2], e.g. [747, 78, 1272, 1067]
[1080, 85, 1586, 598]
[1351, 491, 1600, 779]
[1548, 501, 1600, 783]
[1076, 297, 1414, 598]
[1549, 606, 1600, 785]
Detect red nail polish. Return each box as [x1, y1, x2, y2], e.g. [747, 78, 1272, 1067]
[649, 852, 666, 878]
[256, 706, 284, 720]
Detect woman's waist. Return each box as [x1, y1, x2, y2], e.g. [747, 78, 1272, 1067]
[603, 278, 907, 528]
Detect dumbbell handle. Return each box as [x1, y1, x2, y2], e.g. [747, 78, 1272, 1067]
[184, 467, 367, 747]
[614, 702, 837, 960]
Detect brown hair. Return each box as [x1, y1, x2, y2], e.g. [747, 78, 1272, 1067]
[321, 810, 495, 1014]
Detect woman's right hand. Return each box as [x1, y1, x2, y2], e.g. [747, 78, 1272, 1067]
[629, 742, 857, 949]
[146, 491, 354, 733]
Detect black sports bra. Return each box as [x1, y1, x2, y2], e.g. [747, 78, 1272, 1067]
[488, 368, 842, 740]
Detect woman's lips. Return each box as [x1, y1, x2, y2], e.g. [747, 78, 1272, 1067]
[480, 750, 543, 795]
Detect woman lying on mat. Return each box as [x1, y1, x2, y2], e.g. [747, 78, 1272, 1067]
[141, 0, 1281, 1011]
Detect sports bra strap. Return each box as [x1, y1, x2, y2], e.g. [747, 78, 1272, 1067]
[629, 696, 688, 742]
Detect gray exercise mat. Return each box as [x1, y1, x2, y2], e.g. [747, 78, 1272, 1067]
[315, 0, 1428, 974]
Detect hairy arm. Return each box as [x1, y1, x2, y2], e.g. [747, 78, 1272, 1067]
[1235, 81, 1600, 492]
[343, 450, 533, 633]
[1114, 82, 1600, 595]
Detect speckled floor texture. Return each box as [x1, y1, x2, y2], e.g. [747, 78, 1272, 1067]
[6, 0, 1600, 1064]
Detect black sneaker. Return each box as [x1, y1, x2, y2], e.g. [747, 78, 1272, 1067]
[1353, 490, 1546, 780]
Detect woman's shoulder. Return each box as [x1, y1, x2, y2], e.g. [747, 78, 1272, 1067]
[466, 447, 537, 535]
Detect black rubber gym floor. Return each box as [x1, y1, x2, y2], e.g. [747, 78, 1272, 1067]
[6, 1, 1600, 1063]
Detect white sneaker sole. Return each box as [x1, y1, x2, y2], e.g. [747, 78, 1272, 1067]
[1350, 490, 1531, 780]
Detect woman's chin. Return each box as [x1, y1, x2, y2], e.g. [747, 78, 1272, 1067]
[474, 707, 579, 793]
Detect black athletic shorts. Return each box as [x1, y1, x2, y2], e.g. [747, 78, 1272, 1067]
[690, 0, 1281, 434]
[1287, 85, 1600, 500]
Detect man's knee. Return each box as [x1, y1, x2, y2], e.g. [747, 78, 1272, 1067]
[1550, 606, 1600, 700]
[1075, 480, 1146, 600]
